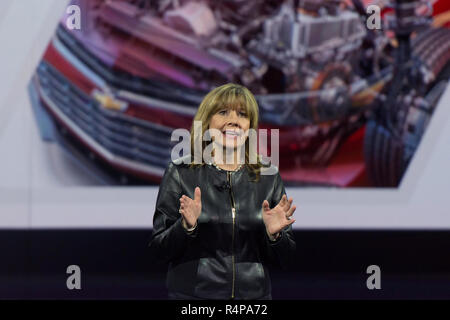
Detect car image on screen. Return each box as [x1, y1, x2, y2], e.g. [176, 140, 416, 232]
[28, 0, 450, 187]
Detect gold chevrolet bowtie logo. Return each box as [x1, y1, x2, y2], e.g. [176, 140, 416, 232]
[92, 89, 128, 111]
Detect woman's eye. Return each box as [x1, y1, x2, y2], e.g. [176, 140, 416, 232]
[218, 110, 227, 115]
[239, 112, 247, 117]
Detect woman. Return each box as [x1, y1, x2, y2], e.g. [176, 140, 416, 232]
[149, 83, 297, 300]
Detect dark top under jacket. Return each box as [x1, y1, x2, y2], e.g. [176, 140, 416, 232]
[148, 155, 296, 300]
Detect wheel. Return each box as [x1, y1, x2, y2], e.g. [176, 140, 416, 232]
[363, 27, 450, 187]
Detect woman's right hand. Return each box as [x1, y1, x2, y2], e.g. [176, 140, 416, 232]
[179, 187, 202, 229]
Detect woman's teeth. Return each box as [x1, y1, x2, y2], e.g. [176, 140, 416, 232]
[224, 130, 239, 136]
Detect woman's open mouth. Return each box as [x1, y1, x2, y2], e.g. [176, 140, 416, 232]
[222, 130, 241, 139]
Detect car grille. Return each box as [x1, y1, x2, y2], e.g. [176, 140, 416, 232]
[37, 61, 176, 171]
[56, 24, 205, 107]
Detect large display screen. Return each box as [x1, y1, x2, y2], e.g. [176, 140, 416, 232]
[1, 0, 450, 228]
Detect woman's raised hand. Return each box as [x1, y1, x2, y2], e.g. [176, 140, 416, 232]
[262, 195, 296, 236]
[179, 187, 202, 229]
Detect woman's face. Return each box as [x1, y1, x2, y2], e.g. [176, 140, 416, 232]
[209, 106, 250, 149]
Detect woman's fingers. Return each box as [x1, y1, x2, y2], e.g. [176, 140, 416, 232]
[279, 195, 287, 207]
[287, 197, 293, 209]
[180, 195, 192, 207]
[284, 218, 296, 227]
[281, 197, 292, 212]
[179, 197, 187, 215]
[278, 195, 293, 211]
[286, 205, 296, 218]
[180, 190, 201, 220]
[194, 187, 201, 204]
[180, 190, 201, 205]
[275, 195, 293, 213]
[262, 200, 270, 212]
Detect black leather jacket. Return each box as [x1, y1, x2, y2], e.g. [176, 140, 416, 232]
[148, 155, 296, 300]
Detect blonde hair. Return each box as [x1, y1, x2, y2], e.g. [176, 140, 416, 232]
[188, 83, 264, 181]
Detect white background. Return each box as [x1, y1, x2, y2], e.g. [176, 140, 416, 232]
[0, 0, 449, 229]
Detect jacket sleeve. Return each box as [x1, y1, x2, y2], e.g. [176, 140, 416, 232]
[148, 162, 198, 263]
[262, 170, 297, 270]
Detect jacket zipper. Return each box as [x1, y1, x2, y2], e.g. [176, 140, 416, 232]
[227, 171, 236, 299]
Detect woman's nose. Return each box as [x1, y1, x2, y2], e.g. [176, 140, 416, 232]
[226, 119, 239, 128]
[226, 110, 239, 122]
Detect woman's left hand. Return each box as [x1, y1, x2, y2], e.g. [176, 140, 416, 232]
[262, 195, 296, 237]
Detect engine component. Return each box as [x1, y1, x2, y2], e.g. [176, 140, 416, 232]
[251, 2, 366, 64]
[305, 63, 352, 122]
[163, 1, 217, 37]
[364, 26, 450, 187]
